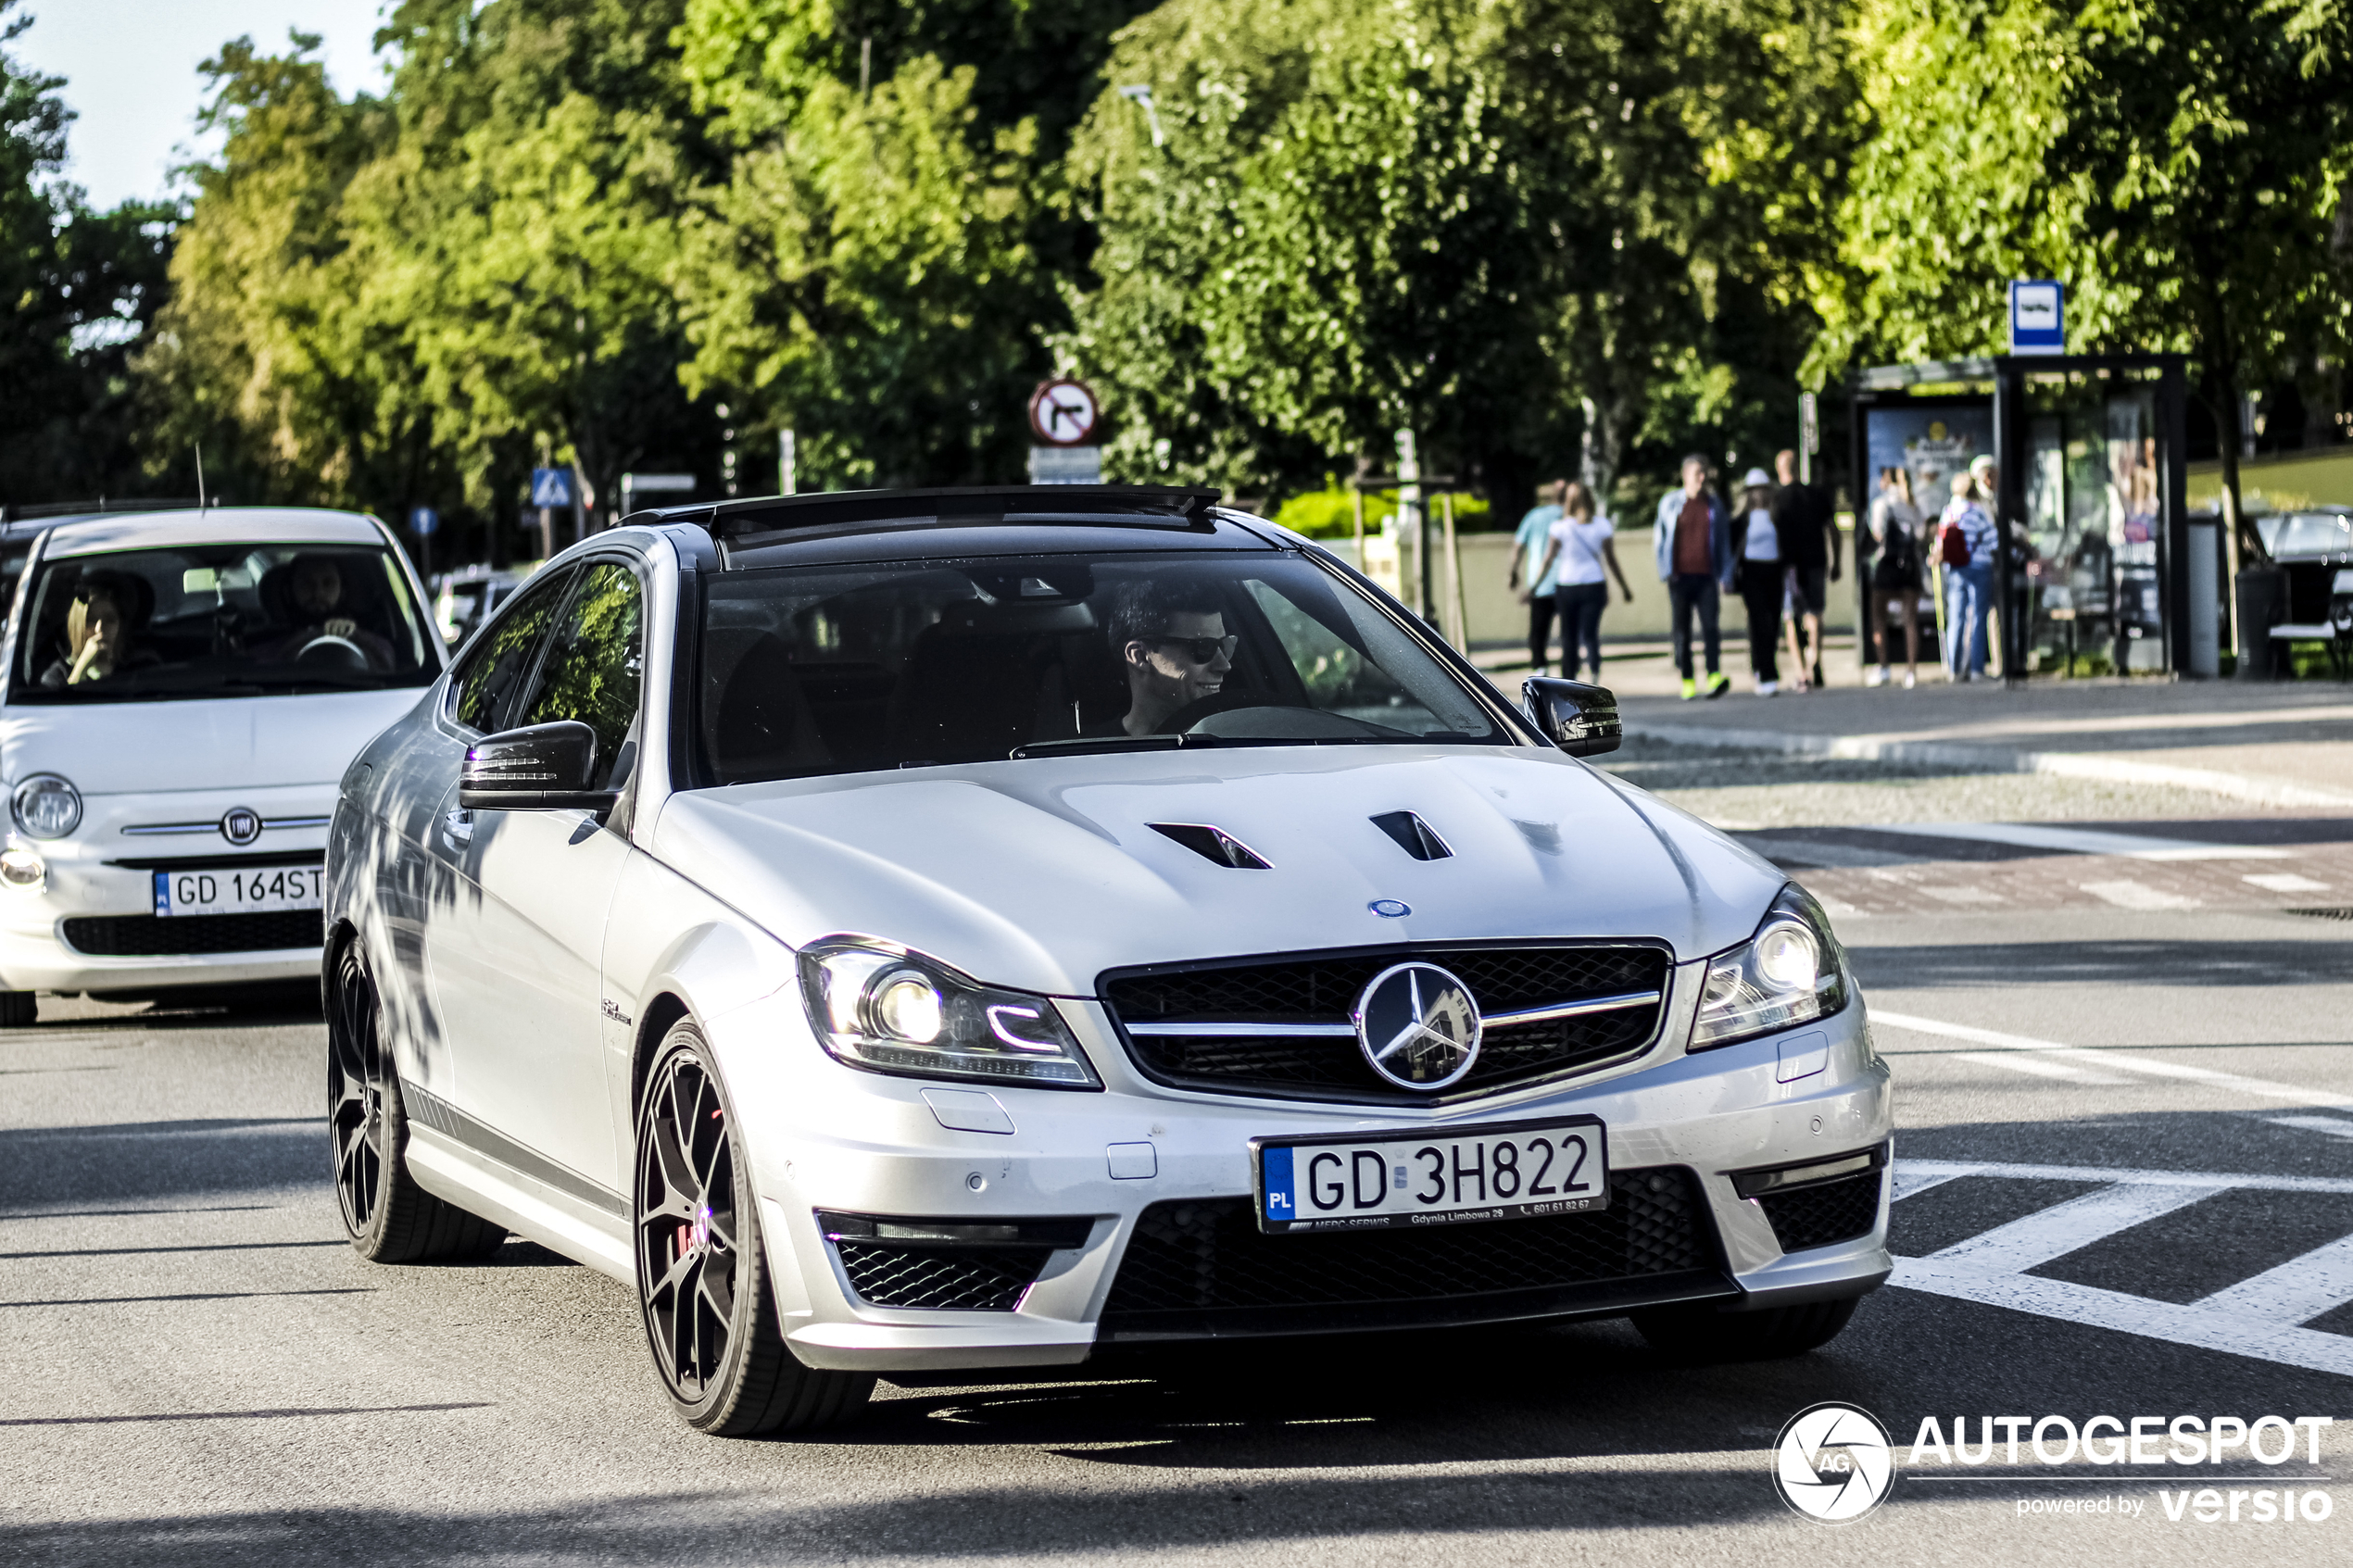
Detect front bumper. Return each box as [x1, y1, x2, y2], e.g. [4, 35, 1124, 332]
[703, 965, 1894, 1374]
[0, 785, 329, 996]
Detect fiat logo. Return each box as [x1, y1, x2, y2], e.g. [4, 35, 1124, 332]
[1353, 961, 1482, 1090]
[220, 808, 263, 847]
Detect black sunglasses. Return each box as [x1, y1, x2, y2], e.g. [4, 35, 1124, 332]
[1146, 634, 1239, 665]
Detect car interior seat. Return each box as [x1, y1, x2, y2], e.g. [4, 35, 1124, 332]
[884, 599, 1100, 762]
[711, 633, 835, 784]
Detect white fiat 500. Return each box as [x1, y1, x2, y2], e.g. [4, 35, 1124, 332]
[325, 486, 1892, 1437]
[0, 508, 442, 1021]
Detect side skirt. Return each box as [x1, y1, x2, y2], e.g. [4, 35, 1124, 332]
[400, 1078, 633, 1284]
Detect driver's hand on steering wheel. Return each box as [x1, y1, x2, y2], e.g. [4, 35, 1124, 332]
[324, 617, 357, 637]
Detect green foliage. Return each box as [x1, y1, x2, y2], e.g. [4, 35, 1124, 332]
[0, 0, 179, 504]
[1269, 483, 1490, 538]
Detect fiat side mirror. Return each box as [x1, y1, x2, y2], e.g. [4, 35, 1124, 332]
[1521, 676, 1622, 757]
[459, 721, 619, 812]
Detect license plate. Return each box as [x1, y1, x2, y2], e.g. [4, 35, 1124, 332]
[153, 866, 323, 917]
[1253, 1115, 1608, 1235]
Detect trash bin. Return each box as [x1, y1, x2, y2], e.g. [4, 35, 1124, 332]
[2234, 567, 2288, 679]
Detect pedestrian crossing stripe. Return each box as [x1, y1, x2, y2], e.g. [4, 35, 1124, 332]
[1892, 1160, 2353, 1378]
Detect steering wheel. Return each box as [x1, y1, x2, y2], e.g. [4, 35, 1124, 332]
[1151, 690, 1255, 735]
[295, 634, 370, 671]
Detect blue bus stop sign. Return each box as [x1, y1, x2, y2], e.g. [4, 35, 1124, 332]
[409, 506, 439, 536]
[530, 467, 575, 508]
[2009, 280, 2064, 355]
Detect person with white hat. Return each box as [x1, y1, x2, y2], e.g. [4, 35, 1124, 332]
[1732, 466, 1785, 694]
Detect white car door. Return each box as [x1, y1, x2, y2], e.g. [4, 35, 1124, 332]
[426, 558, 644, 1193]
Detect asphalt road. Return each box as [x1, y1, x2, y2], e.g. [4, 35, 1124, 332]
[5, 810, 2352, 1566]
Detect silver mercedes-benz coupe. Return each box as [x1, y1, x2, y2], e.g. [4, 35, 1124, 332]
[325, 485, 1892, 1436]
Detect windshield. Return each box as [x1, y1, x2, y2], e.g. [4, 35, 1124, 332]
[13, 542, 437, 703]
[699, 549, 1508, 783]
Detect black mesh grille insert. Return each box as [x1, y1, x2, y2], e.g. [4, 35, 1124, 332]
[61, 910, 322, 957]
[832, 1242, 1052, 1311]
[1102, 945, 1669, 1103]
[1758, 1172, 1882, 1253]
[1100, 1166, 1724, 1338]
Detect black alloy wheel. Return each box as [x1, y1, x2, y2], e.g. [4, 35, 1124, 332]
[327, 938, 506, 1262]
[635, 1021, 873, 1436]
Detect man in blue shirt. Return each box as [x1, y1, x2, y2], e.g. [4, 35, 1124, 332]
[1508, 480, 1567, 673]
[1651, 456, 1733, 698]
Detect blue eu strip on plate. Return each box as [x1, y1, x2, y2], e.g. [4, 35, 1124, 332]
[1261, 1144, 1296, 1223]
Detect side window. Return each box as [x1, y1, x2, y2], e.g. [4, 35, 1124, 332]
[513, 560, 645, 788]
[450, 568, 575, 733]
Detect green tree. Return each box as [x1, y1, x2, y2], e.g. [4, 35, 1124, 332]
[1814, 0, 2353, 560]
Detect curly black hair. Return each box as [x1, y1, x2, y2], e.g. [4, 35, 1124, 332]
[1103, 575, 1224, 651]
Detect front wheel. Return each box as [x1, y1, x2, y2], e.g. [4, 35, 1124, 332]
[635, 1021, 874, 1436]
[1630, 1296, 1860, 1363]
[328, 940, 506, 1262]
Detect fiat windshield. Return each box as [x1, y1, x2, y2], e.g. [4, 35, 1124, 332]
[12, 543, 439, 703]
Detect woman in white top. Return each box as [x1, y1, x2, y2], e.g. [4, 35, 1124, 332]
[1533, 481, 1633, 681]
[1732, 467, 1784, 693]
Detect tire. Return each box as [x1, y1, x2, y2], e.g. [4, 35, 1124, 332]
[0, 991, 34, 1027]
[635, 1020, 874, 1436]
[327, 939, 507, 1262]
[1631, 1296, 1860, 1363]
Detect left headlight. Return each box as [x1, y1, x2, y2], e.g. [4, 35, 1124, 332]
[12, 774, 82, 839]
[1688, 884, 1851, 1051]
[796, 936, 1102, 1090]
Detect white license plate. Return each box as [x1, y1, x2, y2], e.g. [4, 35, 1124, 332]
[153, 866, 323, 917]
[1253, 1115, 1608, 1235]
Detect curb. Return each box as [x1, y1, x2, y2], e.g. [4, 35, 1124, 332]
[1620, 721, 2353, 810]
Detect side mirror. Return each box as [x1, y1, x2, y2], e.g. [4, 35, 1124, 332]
[1521, 676, 1622, 757]
[459, 721, 618, 812]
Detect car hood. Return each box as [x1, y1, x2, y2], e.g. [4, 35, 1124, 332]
[649, 746, 1783, 998]
[1, 689, 429, 795]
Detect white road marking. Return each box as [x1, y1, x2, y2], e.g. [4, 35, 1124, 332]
[1892, 1258, 2353, 1378]
[1928, 1183, 2219, 1273]
[2269, 1114, 2353, 1141]
[1882, 822, 2295, 861]
[2245, 872, 2333, 894]
[2079, 878, 2197, 910]
[1952, 1050, 2131, 1084]
[1871, 1011, 2353, 1110]
[1890, 1167, 1967, 1202]
[2195, 1234, 2353, 1325]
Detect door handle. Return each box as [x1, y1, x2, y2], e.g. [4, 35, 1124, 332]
[441, 807, 474, 849]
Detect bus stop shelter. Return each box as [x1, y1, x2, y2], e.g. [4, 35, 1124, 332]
[1848, 354, 2211, 682]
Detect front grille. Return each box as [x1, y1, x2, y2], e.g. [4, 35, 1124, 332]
[61, 910, 323, 957]
[832, 1241, 1051, 1311]
[1098, 1166, 1730, 1341]
[1758, 1172, 1882, 1253]
[1102, 944, 1670, 1103]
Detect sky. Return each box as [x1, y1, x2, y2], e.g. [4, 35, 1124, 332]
[11, 1, 393, 210]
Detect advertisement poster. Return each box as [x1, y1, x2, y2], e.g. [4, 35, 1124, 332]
[1864, 404, 1994, 518]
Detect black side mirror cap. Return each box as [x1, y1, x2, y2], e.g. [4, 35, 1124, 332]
[1520, 676, 1622, 757]
[459, 720, 619, 812]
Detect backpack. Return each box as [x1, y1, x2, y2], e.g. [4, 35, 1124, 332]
[1939, 515, 1972, 568]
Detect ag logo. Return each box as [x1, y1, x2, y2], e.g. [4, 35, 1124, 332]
[1352, 961, 1480, 1090]
[1773, 1402, 1893, 1524]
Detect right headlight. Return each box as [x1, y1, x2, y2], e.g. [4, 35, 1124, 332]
[796, 936, 1102, 1090]
[12, 774, 82, 839]
[1689, 884, 1851, 1051]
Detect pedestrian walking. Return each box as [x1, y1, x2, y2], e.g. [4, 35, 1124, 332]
[1534, 481, 1635, 681]
[1937, 471, 1999, 680]
[1771, 449, 1840, 690]
[1508, 480, 1567, 672]
[1865, 466, 1925, 688]
[1652, 455, 1732, 699]
[1732, 468, 1785, 694]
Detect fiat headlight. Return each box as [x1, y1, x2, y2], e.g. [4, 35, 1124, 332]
[0, 844, 44, 890]
[1689, 884, 1851, 1050]
[12, 774, 82, 839]
[797, 937, 1101, 1089]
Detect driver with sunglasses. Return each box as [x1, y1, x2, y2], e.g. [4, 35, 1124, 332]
[1103, 579, 1237, 737]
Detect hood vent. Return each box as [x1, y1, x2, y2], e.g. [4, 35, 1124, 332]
[1370, 810, 1452, 861]
[1149, 822, 1271, 870]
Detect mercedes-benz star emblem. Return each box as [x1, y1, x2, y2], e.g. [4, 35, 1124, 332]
[220, 808, 262, 847]
[1352, 962, 1481, 1090]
